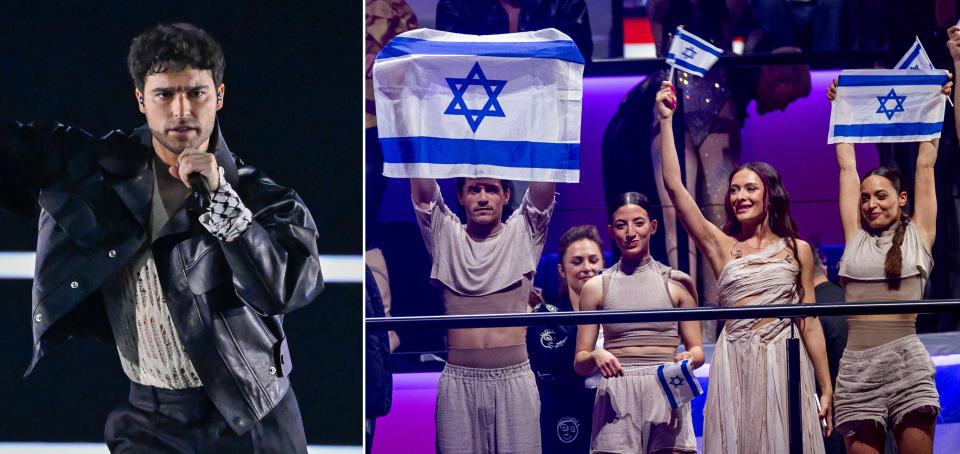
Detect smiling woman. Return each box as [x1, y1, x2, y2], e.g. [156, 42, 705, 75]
[832, 117, 943, 452]
[656, 78, 835, 453]
[573, 192, 705, 453]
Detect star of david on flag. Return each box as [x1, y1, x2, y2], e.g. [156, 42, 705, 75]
[372, 28, 584, 183]
[665, 27, 722, 77]
[876, 89, 906, 120]
[828, 69, 949, 144]
[657, 359, 703, 409]
[444, 62, 506, 132]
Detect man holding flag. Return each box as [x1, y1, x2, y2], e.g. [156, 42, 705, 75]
[373, 28, 583, 453]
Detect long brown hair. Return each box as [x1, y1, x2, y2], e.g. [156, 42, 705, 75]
[724, 162, 804, 301]
[862, 167, 909, 290]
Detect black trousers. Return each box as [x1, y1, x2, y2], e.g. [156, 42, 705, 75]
[105, 382, 307, 454]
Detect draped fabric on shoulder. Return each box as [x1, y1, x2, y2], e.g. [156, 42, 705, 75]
[703, 239, 825, 454]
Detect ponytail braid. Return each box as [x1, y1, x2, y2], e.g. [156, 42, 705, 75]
[883, 212, 910, 290]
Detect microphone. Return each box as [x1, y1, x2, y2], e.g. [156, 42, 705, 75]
[186, 172, 211, 213]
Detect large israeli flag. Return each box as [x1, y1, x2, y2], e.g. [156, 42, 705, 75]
[372, 28, 584, 183]
[895, 38, 936, 70]
[828, 69, 949, 144]
[665, 27, 722, 77]
[656, 360, 702, 409]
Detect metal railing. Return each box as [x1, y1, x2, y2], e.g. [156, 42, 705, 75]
[366, 299, 960, 454]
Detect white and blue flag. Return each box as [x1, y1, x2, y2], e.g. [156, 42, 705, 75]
[828, 69, 949, 144]
[656, 360, 703, 409]
[372, 28, 584, 183]
[665, 27, 722, 77]
[895, 37, 936, 70]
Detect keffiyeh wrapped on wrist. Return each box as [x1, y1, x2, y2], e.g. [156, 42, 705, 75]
[199, 167, 253, 241]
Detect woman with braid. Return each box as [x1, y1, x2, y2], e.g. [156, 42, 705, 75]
[656, 80, 834, 453]
[827, 73, 952, 453]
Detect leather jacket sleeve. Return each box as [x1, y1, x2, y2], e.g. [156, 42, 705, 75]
[0, 120, 94, 217]
[218, 160, 324, 316]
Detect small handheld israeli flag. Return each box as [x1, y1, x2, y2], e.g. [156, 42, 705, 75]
[665, 27, 722, 77]
[828, 69, 949, 144]
[372, 28, 584, 183]
[656, 359, 703, 409]
[895, 37, 936, 70]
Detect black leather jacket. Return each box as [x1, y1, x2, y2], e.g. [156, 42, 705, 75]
[0, 120, 323, 435]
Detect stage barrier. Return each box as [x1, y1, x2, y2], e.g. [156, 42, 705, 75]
[368, 300, 960, 454]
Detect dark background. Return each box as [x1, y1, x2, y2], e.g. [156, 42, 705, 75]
[0, 0, 362, 446]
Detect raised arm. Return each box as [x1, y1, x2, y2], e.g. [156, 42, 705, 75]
[0, 120, 96, 217]
[835, 143, 861, 243]
[655, 81, 728, 270]
[574, 276, 624, 377]
[795, 240, 833, 435]
[828, 78, 862, 243]
[410, 178, 437, 210]
[527, 181, 557, 211]
[913, 139, 938, 250]
[669, 272, 704, 368]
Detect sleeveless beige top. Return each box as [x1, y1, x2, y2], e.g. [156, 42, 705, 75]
[601, 257, 680, 349]
[838, 221, 933, 294]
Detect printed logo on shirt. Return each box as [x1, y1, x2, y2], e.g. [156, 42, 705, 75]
[557, 416, 581, 443]
[539, 328, 568, 349]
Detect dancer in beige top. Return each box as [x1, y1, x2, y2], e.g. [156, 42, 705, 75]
[411, 177, 556, 453]
[574, 192, 704, 453]
[827, 67, 953, 454]
[656, 80, 833, 453]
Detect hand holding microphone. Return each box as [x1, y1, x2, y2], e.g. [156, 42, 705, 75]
[170, 147, 219, 212]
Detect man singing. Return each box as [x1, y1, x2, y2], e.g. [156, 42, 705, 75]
[0, 23, 322, 453]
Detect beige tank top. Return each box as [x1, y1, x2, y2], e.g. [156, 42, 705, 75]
[838, 221, 932, 281]
[601, 257, 680, 349]
[838, 221, 933, 301]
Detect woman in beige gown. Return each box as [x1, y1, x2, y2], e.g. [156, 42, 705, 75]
[655, 80, 833, 453]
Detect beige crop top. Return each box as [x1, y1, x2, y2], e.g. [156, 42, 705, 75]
[442, 275, 533, 316]
[838, 221, 933, 285]
[601, 257, 680, 349]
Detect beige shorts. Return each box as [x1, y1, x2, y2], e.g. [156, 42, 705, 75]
[590, 365, 697, 454]
[435, 360, 541, 454]
[834, 334, 940, 435]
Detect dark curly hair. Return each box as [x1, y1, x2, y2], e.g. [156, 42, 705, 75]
[127, 23, 225, 92]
